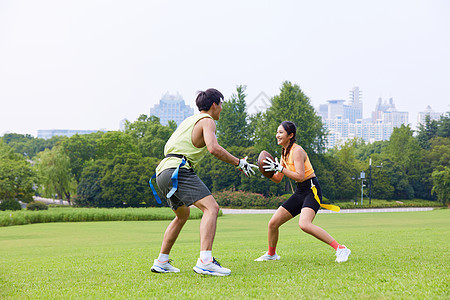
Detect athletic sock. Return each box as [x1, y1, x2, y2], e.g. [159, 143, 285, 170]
[158, 253, 169, 263]
[200, 250, 212, 263]
[268, 246, 276, 256]
[329, 240, 345, 250]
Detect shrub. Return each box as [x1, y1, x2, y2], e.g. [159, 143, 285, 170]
[213, 190, 288, 208]
[0, 199, 22, 211]
[26, 201, 49, 211]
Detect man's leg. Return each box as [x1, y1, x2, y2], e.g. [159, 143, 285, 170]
[192, 195, 230, 276]
[160, 205, 191, 254]
[193, 195, 219, 251]
[151, 206, 190, 273]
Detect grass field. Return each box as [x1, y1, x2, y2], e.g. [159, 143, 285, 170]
[1, 209, 448, 299]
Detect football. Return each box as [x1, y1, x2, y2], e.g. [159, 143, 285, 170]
[258, 150, 276, 178]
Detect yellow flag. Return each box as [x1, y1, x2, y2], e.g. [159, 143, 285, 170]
[311, 185, 340, 212]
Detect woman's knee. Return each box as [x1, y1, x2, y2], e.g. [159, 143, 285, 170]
[299, 220, 312, 233]
[268, 218, 281, 231]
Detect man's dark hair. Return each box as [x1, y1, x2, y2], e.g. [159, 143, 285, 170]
[195, 88, 224, 111]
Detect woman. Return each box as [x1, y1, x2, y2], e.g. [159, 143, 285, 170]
[255, 121, 351, 263]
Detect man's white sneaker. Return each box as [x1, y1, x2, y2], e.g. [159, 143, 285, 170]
[254, 252, 281, 261]
[193, 258, 231, 276]
[335, 246, 351, 263]
[151, 259, 180, 273]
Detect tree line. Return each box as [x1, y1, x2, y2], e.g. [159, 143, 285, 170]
[1, 81, 448, 208]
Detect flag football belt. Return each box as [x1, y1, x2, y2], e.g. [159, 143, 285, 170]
[149, 154, 191, 204]
[310, 179, 340, 212]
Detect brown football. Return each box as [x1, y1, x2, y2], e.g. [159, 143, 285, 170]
[258, 150, 276, 178]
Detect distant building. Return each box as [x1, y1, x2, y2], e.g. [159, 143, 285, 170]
[417, 105, 443, 125]
[382, 110, 408, 129]
[348, 86, 363, 122]
[119, 118, 128, 131]
[319, 87, 408, 149]
[37, 129, 106, 139]
[318, 104, 328, 120]
[372, 97, 395, 122]
[150, 92, 194, 126]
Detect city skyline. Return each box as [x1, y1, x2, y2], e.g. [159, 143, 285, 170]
[1, 86, 447, 137]
[1, 1, 449, 136]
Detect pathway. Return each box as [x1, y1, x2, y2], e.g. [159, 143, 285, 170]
[221, 207, 435, 214]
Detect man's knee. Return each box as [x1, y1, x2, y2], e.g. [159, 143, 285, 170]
[174, 206, 190, 223]
[195, 195, 219, 216]
[205, 201, 219, 216]
[176, 214, 189, 224]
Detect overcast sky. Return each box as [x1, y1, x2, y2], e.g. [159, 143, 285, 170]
[0, 0, 449, 136]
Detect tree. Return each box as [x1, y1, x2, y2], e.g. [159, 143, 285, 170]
[427, 137, 450, 171]
[76, 153, 160, 207]
[100, 153, 159, 207]
[75, 160, 107, 207]
[432, 167, 449, 205]
[384, 124, 425, 199]
[217, 85, 253, 148]
[327, 139, 364, 200]
[1, 133, 66, 158]
[386, 125, 422, 173]
[254, 81, 326, 157]
[0, 142, 36, 202]
[1, 133, 35, 157]
[436, 113, 450, 138]
[96, 131, 138, 160]
[35, 146, 76, 204]
[60, 134, 97, 183]
[354, 139, 389, 161]
[416, 115, 439, 149]
[124, 115, 175, 158]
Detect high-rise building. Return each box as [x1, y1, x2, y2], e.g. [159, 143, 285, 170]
[348, 86, 363, 121]
[326, 100, 346, 120]
[150, 92, 194, 126]
[417, 105, 444, 125]
[319, 87, 408, 149]
[382, 110, 408, 129]
[318, 104, 328, 120]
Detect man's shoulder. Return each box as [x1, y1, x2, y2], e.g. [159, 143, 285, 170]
[195, 114, 215, 127]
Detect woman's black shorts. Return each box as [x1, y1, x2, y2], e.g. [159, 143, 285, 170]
[281, 177, 322, 217]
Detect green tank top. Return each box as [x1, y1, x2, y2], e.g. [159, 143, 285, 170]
[155, 113, 213, 175]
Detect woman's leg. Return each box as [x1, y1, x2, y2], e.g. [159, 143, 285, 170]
[298, 207, 334, 244]
[268, 206, 293, 248]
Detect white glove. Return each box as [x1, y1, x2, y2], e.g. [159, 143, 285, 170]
[238, 156, 258, 177]
[263, 157, 284, 173]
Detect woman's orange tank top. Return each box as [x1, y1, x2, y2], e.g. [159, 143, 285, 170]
[281, 143, 315, 180]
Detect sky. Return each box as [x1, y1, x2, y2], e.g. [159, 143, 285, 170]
[0, 0, 449, 137]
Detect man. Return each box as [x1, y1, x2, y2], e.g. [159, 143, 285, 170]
[150, 88, 257, 276]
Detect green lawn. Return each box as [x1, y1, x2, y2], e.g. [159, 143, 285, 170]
[1, 209, 448, 299]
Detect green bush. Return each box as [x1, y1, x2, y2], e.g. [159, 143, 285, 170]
[213, 190, 288, 208]
[0, 207, 209, 227]
[0, 199, 22, 211]
[26, 201, 49, 211]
